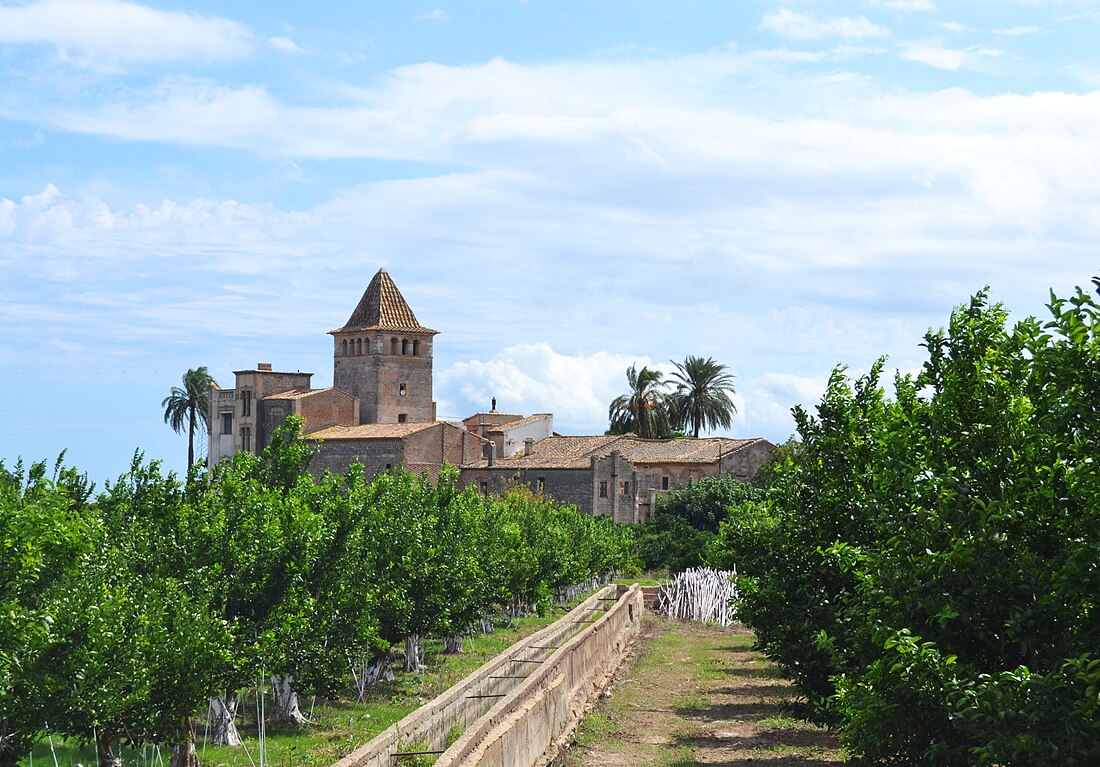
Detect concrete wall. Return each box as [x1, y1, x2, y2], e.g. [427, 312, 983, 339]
[499, 416, 553, 457]
[436, 584, 644, 767]
[329, 586, 641, 767]
[208, 388, 237, 466]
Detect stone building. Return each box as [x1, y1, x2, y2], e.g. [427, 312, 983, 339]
[209, 267, 773, 522]
[460, 434, 773, 524]
[209, 268, 488, 475]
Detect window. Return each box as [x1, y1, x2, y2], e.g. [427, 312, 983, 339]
[241, 426, 251, 452]
[385, 463, 393, 470]
[399, 383, 407, 397]
[341, 339, 347, 356]
[241, 390, 252, 417]
[412, 339, 420, 356]
[357, 338, 363, 355]
[536, 477, 545, 492]
[480, 481, 489, 495]
[222, 412, 233, 434]
[599, 481, 608, 498]
[391, 337, 398, 355]
[398, 413, 407, 423]
[620, 481, 630, 496]
[662, 475, 669, 491]
[402, 339, 409, 355]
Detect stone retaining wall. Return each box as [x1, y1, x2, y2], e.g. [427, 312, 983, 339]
[437, 584, 643, 767]
[330, 585, 639, 767]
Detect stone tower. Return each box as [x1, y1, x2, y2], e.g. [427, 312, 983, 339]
[330, 268, 438, 424]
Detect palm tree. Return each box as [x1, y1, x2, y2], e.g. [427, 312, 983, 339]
[608, 364, 673, 439]
[669, 355, 737, 438]
[162, 367, 217, 467]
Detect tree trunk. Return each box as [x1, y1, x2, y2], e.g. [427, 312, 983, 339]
[270, 675, 310, 725]
[187, 407, 196, 467]
[443, 635, 465, 654]
[352, 652, 394, 699]
[169, 718, 200, 767]
[404, 634, 425, 673]
[210, 691, 243, 746]
[96, 732, 121, 767]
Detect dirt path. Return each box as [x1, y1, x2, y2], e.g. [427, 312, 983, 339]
[560, 614, 843, 767]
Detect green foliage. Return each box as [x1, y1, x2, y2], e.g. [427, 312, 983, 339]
[668, 355, 737, 438]
[608, 364, 674, 439]
[0, 457, 95, 767]
[717, 285, 1100, 764]
[2, 415, 636, 764]
[634, 476, 763, 573]
[161, 366, 217, 467]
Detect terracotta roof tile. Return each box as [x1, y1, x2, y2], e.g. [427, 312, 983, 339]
[483, 413, 552, 434]
[305, 422, 438, 440]
[331, 268, 438, 335]
[472, 435, 765, 469]
[263, 387, 343, 401]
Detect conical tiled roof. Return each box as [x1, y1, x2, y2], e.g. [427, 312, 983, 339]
[332, 268, 438, 334]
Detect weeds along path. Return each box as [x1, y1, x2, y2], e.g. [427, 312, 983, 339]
[560, 614, 842, 767]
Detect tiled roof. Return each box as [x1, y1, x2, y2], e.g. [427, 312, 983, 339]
[617, 437, 760, 464]
[478, 435, 625, 469]
[263, 387, 341, 401]
[331, 268, 438, 335]
[484, 413, 552, 434]
[472, 435, 765, 469]
[305, 422, 438, 440]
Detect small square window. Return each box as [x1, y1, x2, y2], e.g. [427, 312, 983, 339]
[599, 481, 608, 498]
[620, 481, 630, 496]
[398, 413, 407, 423]
[536, 477, 545, 492]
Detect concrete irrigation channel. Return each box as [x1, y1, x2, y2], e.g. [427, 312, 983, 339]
[331, 584, 644, 767]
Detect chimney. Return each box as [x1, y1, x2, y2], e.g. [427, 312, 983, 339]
[257, 362, 272, 371]
[483, 441, 495, 467]
[524, 437, 534, 456]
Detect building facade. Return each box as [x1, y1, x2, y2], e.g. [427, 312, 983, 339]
[209, 267, 773, 522]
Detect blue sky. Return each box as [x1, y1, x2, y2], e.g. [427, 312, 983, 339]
[1, 0, 1098, 484]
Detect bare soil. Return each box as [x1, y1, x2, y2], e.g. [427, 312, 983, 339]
[559, 614, 843, 767]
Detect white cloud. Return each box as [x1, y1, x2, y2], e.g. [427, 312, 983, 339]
[869, 0, 936, 10]
[437, 343, 663, 431]
[898, 40, 971, 69]
[0, 0, 252, 70]
[760, 9, 890, 40]
[267, 36, 305, 54]
[992, 26, 1044, 35]
[416, 9, 450, 23]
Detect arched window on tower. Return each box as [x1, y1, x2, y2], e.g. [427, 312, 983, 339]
[357, 338, 363, 355]
[341, 339, 347, 356]
[412, 339, 420, 356]
[402, 339, 409, 355]
[391, 337, 398, 355]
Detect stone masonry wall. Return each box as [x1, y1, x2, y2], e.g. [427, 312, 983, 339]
[307, 438, 404, 477]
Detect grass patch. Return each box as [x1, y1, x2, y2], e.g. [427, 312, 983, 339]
[574, 711, 623, 748]
[757, 714, 820, 731]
